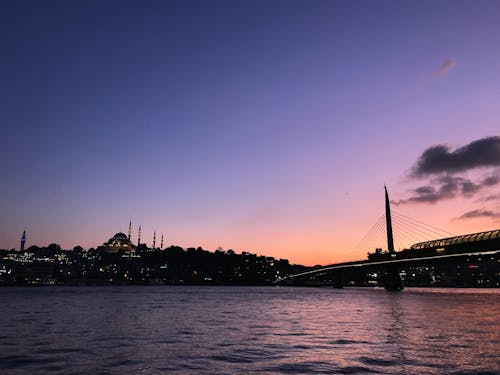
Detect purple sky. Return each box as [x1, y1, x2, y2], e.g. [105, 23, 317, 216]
[1, 0, 499, 265]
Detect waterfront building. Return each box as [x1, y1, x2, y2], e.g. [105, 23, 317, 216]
[104, 232, 135, 252]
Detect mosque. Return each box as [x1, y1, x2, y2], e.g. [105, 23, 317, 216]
[103, 232, 135, 252]
[103, 221, 164, 252]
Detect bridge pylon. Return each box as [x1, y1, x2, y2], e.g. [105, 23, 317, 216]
[384, 186, 403, 291]
[332, 271, 343, 288]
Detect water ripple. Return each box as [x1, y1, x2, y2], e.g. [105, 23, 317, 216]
[0, 286, 498, 374]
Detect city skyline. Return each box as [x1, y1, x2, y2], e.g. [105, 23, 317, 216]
[1, 1, 500, 265]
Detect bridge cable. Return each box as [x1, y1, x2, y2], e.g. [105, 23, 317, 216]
[392, 211, 455, 237]
[345, 214, 389, 262]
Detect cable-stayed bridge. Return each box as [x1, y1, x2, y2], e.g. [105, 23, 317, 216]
[276, 187, 500, 290]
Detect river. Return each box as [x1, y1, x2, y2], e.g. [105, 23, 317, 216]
[0, 286, 498, 374]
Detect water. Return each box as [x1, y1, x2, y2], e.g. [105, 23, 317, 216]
[0, 287, 498, 374]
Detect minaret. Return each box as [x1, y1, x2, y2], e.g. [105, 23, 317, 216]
[160, 234, 164, 250]
[128, 220, 132, 240]
[152, 230, 156, 250]
[20, 230, 26, 251]
[138, 225, 142, 246]
[385, 185, 395, 253]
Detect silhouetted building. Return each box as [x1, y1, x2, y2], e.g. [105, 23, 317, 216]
[104, 232, 135, 252]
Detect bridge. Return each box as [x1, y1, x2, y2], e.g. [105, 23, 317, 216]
[276, 187, 500, 290]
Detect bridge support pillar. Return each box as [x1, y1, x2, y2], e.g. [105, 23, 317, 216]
[384, 264, 403, 291]
[333, 271, 343, 289]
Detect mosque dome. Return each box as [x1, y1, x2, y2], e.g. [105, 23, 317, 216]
[112, 232, 128, 240]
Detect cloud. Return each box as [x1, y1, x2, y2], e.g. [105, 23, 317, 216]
[394, 174, 499, 205]
[483, 193, 500, 202]
[434, 57, 456, 77]
[411, 136, 500, 177]
[482, 175, 499, 186]
[396, 138, 500, 210]
[393, 184, 453, 205]
[458, 209, 500, 220]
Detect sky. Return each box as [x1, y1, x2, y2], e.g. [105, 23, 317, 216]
[1, 0, 499, 266]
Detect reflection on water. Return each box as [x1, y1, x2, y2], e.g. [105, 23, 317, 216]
[0, 287, 498, 374]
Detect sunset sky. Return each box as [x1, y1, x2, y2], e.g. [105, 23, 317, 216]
[1, 0, 499, 265]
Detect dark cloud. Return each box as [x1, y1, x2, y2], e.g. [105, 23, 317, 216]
[394, 175, 496, 205]
[460, 180, 481, 196]
[396, 139, 500, 208]
[483, 194, 500, 202]
[482, 175, 499, 186]
[393, 185, 451, 205]
[415, 186, 434, 195]
[434, 57, 456, 77]
[458, 209, 500, 220]
[411, 136, 500, 177]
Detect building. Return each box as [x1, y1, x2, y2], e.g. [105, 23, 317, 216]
[103, 232, 135, 252]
